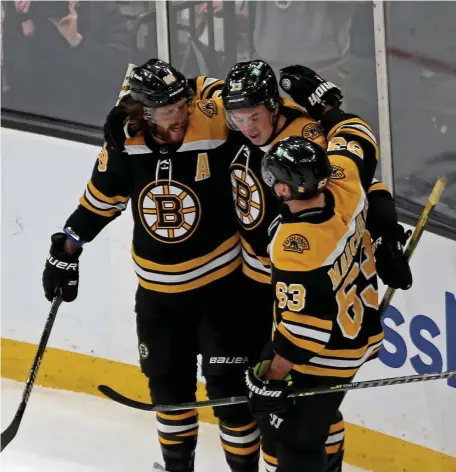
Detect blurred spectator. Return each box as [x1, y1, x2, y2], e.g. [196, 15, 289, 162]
[2, 1, 129, 126]
[190, 1, 378, 134]
[247, 1, 378, 132]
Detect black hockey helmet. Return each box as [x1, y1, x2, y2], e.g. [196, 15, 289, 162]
[261, 136, 331, 200]
[221, 60, 280, 112]
[129, 59, 193, 110]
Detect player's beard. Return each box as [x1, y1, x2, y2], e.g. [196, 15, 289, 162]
[152, 120, 188, 145]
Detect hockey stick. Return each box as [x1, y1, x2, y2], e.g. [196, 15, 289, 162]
[378, 175, 447, 315]
[98, 175, 448, 412]
[99, 370, 456, 412]
[0, 64, 137, 453]
[1, 295, 63, 452]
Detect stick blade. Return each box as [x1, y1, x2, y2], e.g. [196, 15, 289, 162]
[1, 418, 20, 453]
[98, 385, 154, 411]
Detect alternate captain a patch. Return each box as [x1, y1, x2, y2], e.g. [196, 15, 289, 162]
[283, 234, 310, 253]
[197, 99, 218, 118]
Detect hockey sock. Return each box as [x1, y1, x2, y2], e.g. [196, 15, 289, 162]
[156, 409, 199, 472]
[219, 420, 261, 472]
[325, 414, 345, 472]
[262, 450, 278, 472]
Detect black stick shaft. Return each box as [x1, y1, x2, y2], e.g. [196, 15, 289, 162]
[1, 296, 62, 452]
[99, 370, 456, 412]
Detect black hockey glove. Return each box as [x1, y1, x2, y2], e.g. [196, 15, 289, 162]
[103, 95, 139, 152]
[279, 65, 343, 120]
[373, 224, 413, 290]
[245, 361, 294, 433]
[42, 233, 82, 302]
[103, 104, 129, 152]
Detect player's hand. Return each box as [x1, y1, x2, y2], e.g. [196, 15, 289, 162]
[373, 224, 413, 290]
[245, 360, 294, 432]
[50, 3, 82, 47]
[103, 94, 138, 152]
[14, 0, 31, 13]
[103, 104, 129, 152]
[279, 65, 343, 120]
[42, 233, 82, 302]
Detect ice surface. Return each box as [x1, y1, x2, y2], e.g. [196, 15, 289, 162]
[1, 379, 367, 471]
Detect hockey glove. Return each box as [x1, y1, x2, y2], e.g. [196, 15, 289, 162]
[373, 224, 413, 290]
[245, 360, 294, 432]
[103, 95, 138, 152]
[103, 104, 129, 152]
[279, 65, 343, 120]
[42, 233, 82, 302]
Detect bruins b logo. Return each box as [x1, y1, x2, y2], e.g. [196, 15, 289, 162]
[197, 99, 218, 118]
[138, 180, 201, 243]
[230, 163, 265, 230]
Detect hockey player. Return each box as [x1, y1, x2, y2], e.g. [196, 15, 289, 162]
[245, 100, 385, 472]
[100, 60, 411, 471]
[227, 64, 412, 472]
[220, 63, 349, 470]
[277, 64, 413, 294]
[41, 59, 261, 472]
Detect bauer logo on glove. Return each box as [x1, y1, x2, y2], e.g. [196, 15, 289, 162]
[308, 81, 339, 107]
[279, 64, 343, 120]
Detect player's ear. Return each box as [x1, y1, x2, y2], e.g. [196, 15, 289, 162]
[273, 103, 280, 117]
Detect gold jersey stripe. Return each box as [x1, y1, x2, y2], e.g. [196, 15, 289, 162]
[277, 323, 326, 353]
[79, 196, 117, 218]
[87, 180, 129, 204]
[242, 264, 271, 284]
[294, 346, 383, 377]
[240, 237, 270, 266]
[293, 364, 359, 377]
[317, 333, 384, 359]
[137, 257, 241, 293]
[133, 233, 240, 273]
[330, 127, 378, 155]
[327, 117, 375, 141]
[282, 311, 333, 331]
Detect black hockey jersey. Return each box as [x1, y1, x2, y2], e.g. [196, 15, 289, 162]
[65, 98, 241, 293]
[269, 109, 383, 379]
[227, 107, 328, 284]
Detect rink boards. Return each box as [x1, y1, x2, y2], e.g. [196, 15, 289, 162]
[1, 128, 455, 471]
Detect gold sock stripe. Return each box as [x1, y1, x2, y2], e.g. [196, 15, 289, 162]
[157, 409, 198, 421]
[221, 440, 261, 456]
[262, 452, 278, 466]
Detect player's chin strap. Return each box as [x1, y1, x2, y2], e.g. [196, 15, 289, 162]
[98, 176, 449, 413]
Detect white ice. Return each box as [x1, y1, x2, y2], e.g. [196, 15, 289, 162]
[1, 379, 367, 471]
